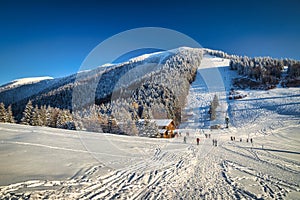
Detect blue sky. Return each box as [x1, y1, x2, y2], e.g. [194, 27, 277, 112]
[0, 0, 299, 85]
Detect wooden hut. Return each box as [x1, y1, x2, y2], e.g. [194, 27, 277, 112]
[152, 119, 176, 138]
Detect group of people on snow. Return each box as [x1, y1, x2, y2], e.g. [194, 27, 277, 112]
[212, 139, 217, 146]
[181, 132, 217, 147]
[231, 136, 253, 143]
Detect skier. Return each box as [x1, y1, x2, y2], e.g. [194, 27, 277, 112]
[196, 138, 200, 145]
[250, 138, 253, 143]
[183, 136, 187, 144]
[215, 139, 218, 147]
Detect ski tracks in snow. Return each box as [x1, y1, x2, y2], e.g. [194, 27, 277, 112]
[1, 135, 299, 199]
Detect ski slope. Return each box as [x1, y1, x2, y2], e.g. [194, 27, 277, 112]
[0, 55, 300, 199]
[0, 122, 299, 199]
[180, 55, 233, 130]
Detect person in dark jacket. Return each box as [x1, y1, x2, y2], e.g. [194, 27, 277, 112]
[183, 136, 187, 144]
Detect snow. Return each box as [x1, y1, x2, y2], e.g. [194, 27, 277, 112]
[180, 55, 233, 130]
[128, 51, 164, 63]
[0, 76, 53, 89]
[127, 47, 192, 63]
[139, 119, 173, 127]
[0, 119, 299, 199]
[0, 54, 299, 199]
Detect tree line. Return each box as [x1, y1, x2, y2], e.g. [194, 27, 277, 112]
[0, 100, 75, 130]
[0, 102, 15, 123]
[204, 48, 300, 88]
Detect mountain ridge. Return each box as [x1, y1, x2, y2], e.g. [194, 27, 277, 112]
[0, 47, 299, 135]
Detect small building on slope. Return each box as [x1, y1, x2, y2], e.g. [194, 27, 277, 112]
[151, 119, 176, 138]
[138, 119, 176, 138]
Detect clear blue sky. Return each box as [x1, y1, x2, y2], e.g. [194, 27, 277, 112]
[0, 0, 299, 85]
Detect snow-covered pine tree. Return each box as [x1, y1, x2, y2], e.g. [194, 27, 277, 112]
[113, 106, 138, 135]
[0, 102, 7, 123]
[209, 102, 216, 121]
[57, 109, 73, 129]
[209, 95, 219, 121]
[289, 63, 300, 78]
[32, 105, 42, 126]
[39, 105, 47, 126]
[56, 110, 65, 128]
[144, 120, 159, 137]
[6, 105, 15, 123]
[48, 107, 60, 128]
[212, 94, 219, 108]
[21, 100, 33, 125]
[46, 105, 52, 126]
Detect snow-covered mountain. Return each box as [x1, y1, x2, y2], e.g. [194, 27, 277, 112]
[0, 48, 299, 199]
[0, 76, 53, 90]
[0, 47, 202, 122]
[0, 47, 299, 130]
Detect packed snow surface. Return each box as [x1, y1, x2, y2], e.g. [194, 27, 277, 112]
[0, 55, 299, 199]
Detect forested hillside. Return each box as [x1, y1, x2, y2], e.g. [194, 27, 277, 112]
[0, 47, 202, 136]
[1, 47, 299, 136]
[204, 49, 300, 89]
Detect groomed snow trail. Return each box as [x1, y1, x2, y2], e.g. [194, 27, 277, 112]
[1, 128, 298, 199]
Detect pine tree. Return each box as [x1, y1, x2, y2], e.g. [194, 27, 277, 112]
[209, 95, 219, 121]
[21, 100, 33, 125]
[209, 102, 216, 121]
[144, 120, 159, 137]
[32, 105, 41, 126]
[48, 107, 60, 128]
[46, 105, 52, 126]
[39, 105, 47, 126]
[6, 105, 15, 123]
[212, 94, 219, 108]
[57, 109, 73, 129]
[0, 102, 7, 123]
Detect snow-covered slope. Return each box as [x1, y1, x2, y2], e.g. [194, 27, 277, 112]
[0, 47, 202, 122]
[0, 116, 299, 199]
[181, 55, 300, 130]
[0, 76, 53, 90]
[0, 53, 299, 199]
[180, 55, 232, 130]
